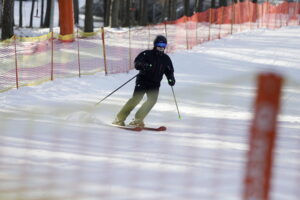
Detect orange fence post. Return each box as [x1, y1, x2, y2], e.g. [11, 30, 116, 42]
[101, 27, 108, 75]
[164, 22, 168, 39]
[51, 32, 54, 81]
[128, 26, 132, 71]
[231, 2, 235, 34]
[164, 22, 170, 53]
[147, 25, 151, 49]
[77, 28, 81, 77]
[13, 35, 19, 89]
[248, 0, 252, 30]
[58, 0, 74, 41]
[208, 9, 212, 41]
[243, 73, 283, 200]
[185, 16, 189, 49]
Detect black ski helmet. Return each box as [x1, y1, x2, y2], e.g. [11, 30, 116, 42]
[153, 35, 167, 46]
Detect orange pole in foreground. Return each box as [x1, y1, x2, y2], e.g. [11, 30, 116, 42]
[243, 73, 283, 200]
[58, 0, 74, 38]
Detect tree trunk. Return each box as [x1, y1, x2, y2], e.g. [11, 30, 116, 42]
[219, 0, 227, 7]
[84, 0, 94, 32]
[211, 0, 216, 8]
[184, 0, 190, 16]
[19, 0, 23, 27]
[73, 0, 79, 25]
[195, 0, 204, 12]
[40, 0, 44, 27]
[111, 0, 120, 27]
[43, 0, 51, 27]
[0, 0, 2, 27]
[119, 0, 128, 27]
[123, 0, 130, 27]
[169, 0, 177, 21]
[104, 0, 111, 26]
[162, 0, 168, 22]
[139, 0, 148, 25]
[30, 0, 36, 27]
[2, 0, 14, 40]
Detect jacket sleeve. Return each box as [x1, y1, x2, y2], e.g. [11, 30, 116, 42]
[164, 56, 176, 86]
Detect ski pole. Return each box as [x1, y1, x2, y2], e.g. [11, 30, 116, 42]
[95, 74, 137, 106]
[171, 86, 181, 119]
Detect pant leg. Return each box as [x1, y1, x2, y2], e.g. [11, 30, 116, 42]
[116, 85, 145, 121]
[135, 88, 159, 121]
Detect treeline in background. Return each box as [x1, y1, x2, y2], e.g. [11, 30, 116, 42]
[0, 0, 289, 40]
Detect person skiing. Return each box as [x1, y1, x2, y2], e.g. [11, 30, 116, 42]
[112, 35, 176, 128]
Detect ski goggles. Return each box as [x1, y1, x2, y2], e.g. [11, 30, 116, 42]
[155, 42, 167, 48]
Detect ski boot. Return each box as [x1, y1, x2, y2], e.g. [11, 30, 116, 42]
[129, 119, 145, 128]
[112, 117, 125, 126]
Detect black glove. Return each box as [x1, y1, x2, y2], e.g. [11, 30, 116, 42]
[142, 63, 152, 71]
[136, 61, 152, 71]
[168, 76, 176, 86]
[141, 63, 152, 71]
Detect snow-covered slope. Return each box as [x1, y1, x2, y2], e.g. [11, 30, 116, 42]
[0, 26, 300, 200]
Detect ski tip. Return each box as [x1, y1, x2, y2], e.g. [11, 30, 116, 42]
[159, 126, 167, 131]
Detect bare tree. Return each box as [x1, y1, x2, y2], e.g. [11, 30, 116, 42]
[184, 0, 190, 16]
[2, 0, 14, 40]
[219, 0, 227, 7]
[40, 0, 45, 27]
[85, 0, 94, 32]
[139, 0, 148, 25]
[104, 0, 111, 26]
[111, 0, 120, 27]
[211, 0, 216, 8]
[119, 0, 130, 27]
[195, 0, 204, 12]
[29, 0, 36, 27]
[0, 0, 2, 27]
[123, 0, 130, 27]
[169, 0, 177, 21]
[43, 0, 52, 27]
[19, 0, 23, 27]
[162, 0, 168, 21]
[73, 0, 79, 25]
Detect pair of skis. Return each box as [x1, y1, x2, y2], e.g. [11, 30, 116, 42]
[111, 124, 167, 132]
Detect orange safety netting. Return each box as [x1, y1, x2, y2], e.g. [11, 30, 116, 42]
[0, 1, 299, 92]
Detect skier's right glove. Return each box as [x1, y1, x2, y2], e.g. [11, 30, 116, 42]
[141, 63, 152, 71]
[135, 61, 152, 71]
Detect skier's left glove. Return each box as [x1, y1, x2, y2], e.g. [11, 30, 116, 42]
[168, 76, 176, 86]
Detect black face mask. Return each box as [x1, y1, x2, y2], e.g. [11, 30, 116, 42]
[154, 47, 165, 55]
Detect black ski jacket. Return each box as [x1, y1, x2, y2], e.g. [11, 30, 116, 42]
[134, 49, 175, 88]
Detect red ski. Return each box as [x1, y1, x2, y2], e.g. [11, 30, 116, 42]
[143, 126, 167, 131]
[110, 124, 143, 132]
[110, 124, 166, 132]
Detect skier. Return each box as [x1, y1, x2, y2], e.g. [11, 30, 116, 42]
[112, 35, 176, 128]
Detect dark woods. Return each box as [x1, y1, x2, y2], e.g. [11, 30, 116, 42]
[0, 0, 278, 40]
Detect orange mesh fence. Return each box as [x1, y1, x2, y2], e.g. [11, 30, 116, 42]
[104, 29, 130, 74]
[16, 34, 53, 87]
[130, 26, 152, 68]
[0, 38, 17, 92]
[76, 31, 105, 76]
[0, 1, 299, 93]
[167, 17, 188, 52]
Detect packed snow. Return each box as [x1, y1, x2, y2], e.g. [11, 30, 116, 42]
[1, 15, 300, 200]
